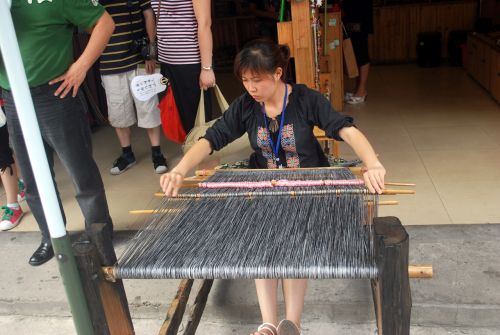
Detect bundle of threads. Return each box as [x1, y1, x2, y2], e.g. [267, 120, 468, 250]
[116, 168, 378, 280]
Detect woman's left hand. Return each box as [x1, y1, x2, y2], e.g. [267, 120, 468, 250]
[362, 162, 386, 194]
[199, 69, 215, 90]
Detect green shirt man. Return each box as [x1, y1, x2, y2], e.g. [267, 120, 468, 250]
[0, 0, 107, 93]
[0, 0, 115, 267]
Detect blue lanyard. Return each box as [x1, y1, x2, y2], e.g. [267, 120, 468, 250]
[262, 83, 288, 168]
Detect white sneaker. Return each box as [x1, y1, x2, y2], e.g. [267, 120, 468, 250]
[346, 95, 367, 105]
[344, 92, 354, 101]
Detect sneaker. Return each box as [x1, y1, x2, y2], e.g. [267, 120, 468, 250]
[152, 153, 168, 174]
[346, 95, 367, 105]
[344, 92, 354, 101]
[110, 152, 136, 175]
[17, 179, 26, 202]
[0, 206, 24, 231]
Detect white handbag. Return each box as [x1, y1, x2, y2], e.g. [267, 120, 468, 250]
[182, 86, 251, 161]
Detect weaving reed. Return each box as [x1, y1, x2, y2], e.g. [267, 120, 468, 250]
[116, 168, 378, 279]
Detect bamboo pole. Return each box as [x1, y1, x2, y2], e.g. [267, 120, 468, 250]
[408, 264, 433, 278]
[130, 200, 399, 215]
[102, 264, 432, 281]
[154, 189, 415, 196]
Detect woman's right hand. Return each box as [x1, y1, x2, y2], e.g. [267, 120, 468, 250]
[160, 169, 185, 197]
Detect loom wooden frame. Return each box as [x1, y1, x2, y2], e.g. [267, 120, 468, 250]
[74, 216, 419, 335]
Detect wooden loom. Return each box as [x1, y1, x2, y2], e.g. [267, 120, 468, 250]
[278, 1, 345, 157]
[72, 167, 431, 335]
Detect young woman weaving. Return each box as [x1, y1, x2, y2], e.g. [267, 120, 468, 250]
[160, 39, 385, 335]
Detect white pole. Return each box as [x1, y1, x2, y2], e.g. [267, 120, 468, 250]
[0, 0, 66, 238]
[0, 1, 94, 333]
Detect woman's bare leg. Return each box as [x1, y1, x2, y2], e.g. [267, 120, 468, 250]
[282, 279, 308, 328]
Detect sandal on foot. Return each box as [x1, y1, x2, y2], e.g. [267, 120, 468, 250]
[252, 322, 277, 335]
[277, 320, 300, 335]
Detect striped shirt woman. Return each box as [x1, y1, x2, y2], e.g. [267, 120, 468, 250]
[152, 0, 215, 133]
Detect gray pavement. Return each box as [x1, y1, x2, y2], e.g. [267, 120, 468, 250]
[1, 223, 500, 334]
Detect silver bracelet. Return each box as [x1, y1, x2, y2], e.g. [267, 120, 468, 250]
[201, 65, 213, 71]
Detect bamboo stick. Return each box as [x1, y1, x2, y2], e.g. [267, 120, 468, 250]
[408, 264, 433, 278]
[154, 188, 415, 196]
[102, 264, 432, 281]
[131, 200, 399, 215]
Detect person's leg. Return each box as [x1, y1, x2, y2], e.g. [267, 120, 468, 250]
[254, 279, 279, 334]
[0, 125, 24, 231]
[36, 87, 112, 235]
[282, 279, 308, 329]
[355, 63, 370, 97]
[101, 72, 137, 175]
[350, 35, 370, 99]
[131, 69, 168, 173]
[3, 88, 64, 246]
[115, 127, 132, 147]
[161, 63, 205, 133]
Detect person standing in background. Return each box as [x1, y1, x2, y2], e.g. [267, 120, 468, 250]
[152, 0, 216, 134]
[99, 0, 168, 175]
[0, 90, 25, 232]
[342, 0, 374, 104]
[0, 0, 115, 266]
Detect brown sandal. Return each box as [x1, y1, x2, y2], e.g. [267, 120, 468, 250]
[252, 322, 277, 335]
[277, 320, 300, 335]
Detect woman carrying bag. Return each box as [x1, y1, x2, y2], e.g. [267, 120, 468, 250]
[152, 0, 215, 134]
[160, 39, 386, 335]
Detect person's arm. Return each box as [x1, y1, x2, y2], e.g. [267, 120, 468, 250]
[306, 88, 385, 193]
[160, 96, 248, 196]
[49, 11, 114, 98]
[338, 126, 385, 194]
[193, 0, 216, 90]
[143, 7, 156, 74]
[160, 139, 212, 197]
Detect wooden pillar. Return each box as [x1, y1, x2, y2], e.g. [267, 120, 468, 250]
[371, 216, 412, 335]
[74, 224, 135, 335]
[290, 0, 315, 87]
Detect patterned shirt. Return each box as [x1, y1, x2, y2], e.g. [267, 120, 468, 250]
[204, 84, 354, 169]
[151, 0, 201, 65]
[99, 0, 151, 75]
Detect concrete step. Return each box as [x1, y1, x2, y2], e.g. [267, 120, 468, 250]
[1, 225, 499, 330]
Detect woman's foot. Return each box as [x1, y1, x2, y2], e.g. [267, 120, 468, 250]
[277, 320, 300, 335]
[252, 322, 277, 335]
[346, 94, 367, 105]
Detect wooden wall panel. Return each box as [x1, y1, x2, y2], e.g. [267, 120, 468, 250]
[371, 1, 477, 63]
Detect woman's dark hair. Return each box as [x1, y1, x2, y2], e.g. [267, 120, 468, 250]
[234, 39, 291, 81]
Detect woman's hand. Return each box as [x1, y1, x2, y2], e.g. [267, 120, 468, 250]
[199, 69, 215, 90]
[160, 169, 185, 197]
[362, 161, 386, 194]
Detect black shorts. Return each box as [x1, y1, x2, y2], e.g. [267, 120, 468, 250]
[0, 124, 14, 171]
[351, 35, 370, 67]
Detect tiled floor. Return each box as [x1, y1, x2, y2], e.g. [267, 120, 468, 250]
[2, 64, 499, 233]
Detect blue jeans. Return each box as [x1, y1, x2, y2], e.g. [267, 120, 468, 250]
[3, 84, 112, 244]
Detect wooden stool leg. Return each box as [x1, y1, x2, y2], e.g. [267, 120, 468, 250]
[184, 280, 214, 335]
[371, 216, 412, 335]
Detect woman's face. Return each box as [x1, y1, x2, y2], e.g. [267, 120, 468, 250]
[241, 68, 282, 103]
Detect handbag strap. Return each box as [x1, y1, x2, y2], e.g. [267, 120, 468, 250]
[194, 85, 229, 127]
[194, 89, 206, 127]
